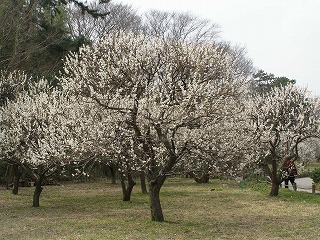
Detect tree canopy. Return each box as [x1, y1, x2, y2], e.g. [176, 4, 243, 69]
[251, 69, 296, 94]
[0, 0, 108, 81]
[59, 31, 251, 221]
[247, 84, 319, 196]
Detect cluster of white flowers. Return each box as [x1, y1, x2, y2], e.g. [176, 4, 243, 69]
[58, 31, 254, 178]
[2, 31, 318, 185]
[0, 73, 113, 180]
[247, 84, 320, 166]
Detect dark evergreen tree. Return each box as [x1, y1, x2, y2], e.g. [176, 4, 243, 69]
[251, 69, 296, 94]
[0, 0, 108, 81]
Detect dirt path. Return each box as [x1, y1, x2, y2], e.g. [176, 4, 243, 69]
[283, 177, 318, 193]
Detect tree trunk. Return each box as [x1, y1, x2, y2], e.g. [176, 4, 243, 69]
[120, 172, 136, 201]
[270, 178, 280, 196]
[269, 159, 280, 197]
[148, 176, 166, 222]
[186, 171, 195, 178]
[109, 165, 117, 184]
[139, 172, 148, 194]
[194, 172, 210, 183]
[5, 164, 12, 190]
[12, 163, 22, 195]
[33, 178, 43, 207]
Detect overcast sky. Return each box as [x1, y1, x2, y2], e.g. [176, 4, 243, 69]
[112, 0, 320, 96]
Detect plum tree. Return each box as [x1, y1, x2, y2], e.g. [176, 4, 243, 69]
[0, 75, 107, 206]
[60, 31, 251, 221]
[247, 84, 320, 196]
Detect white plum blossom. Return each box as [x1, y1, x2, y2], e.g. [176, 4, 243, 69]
[59, 31, 252, 221]
[0, 75, 111, 206]
[246, 84, 320, 196]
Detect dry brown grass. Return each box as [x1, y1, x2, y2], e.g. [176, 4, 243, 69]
[0, 178, 319, 239]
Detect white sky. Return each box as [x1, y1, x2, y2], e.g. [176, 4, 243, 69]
[112, 0, 320, 96]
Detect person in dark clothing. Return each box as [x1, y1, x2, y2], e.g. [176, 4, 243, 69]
[281, 159, 297, 188]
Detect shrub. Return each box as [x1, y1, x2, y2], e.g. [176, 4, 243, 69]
[300, 170, 312, 178]
[311, 168, 320, 183]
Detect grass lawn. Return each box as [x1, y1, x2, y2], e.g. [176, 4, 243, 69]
[0, 178, 319, 240]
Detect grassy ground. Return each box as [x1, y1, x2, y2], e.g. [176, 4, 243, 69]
[0, 178, 319, 240]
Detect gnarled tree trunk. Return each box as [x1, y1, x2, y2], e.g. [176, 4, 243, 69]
[148, 175, 166, 222]
[33, 176, 43, 207]
[109, 164, 117, 184]
[120, 171, 136, 201]
[270, 178, 280, 196]
[140, 171, 148, 194]
[12, 163, 22, 195]
[194, 172, 210, 183]
[269, 158, 280, 196]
